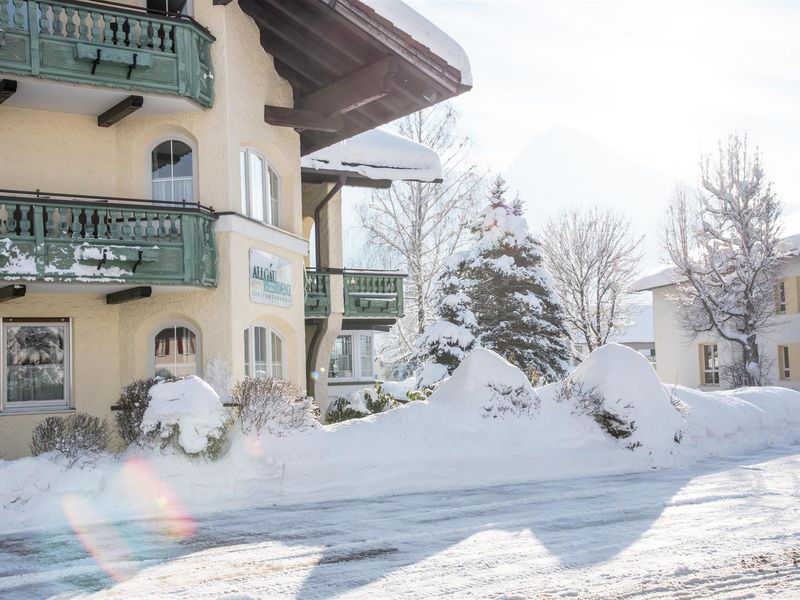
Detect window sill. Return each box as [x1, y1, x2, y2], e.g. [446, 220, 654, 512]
[0, 407, 75, 417]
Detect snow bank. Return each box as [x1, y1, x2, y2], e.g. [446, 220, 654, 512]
[301, 128, 443, 182]
[141, 377, 227, 455]
[2, 347, 800, 535]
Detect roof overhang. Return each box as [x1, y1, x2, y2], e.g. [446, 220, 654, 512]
[222, 0, 471, 155]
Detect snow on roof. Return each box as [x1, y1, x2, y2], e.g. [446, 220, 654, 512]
[300, 128, 443, 182]
[610, 304, 654, 344]
[631, 265, 684, 292]
[358, 0, 473, 87]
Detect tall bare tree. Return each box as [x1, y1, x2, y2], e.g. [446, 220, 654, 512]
[539, 207, 643, 356]
[664, 134, 783, 386]
[358, 103, 483, 376]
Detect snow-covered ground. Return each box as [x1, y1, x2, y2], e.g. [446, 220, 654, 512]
[1, 444, 799, 599]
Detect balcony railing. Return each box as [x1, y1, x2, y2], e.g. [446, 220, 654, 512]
[0, 190, 217, 287]
[305, 269, 405, 319]
[0, 0, 214, 107]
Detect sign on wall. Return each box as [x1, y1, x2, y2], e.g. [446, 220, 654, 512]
[249, 248, 293, 307]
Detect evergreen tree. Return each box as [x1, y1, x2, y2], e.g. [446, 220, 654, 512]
[464, 177, 570, 381]
[413, 255, 479, 387]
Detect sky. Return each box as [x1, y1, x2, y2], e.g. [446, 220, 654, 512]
[403, 0, 800, 201]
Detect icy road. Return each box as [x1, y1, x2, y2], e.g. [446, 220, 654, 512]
[2, 445, 800, 599]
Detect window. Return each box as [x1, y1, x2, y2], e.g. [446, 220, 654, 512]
[701, 343, 720, 385]
[146, 0, 192, 16]
[240, 149, 280, 226]
[780, 345, 791, 380]
[244, 325, 285, 379]
[153, 325, 198, 378]
[329, 332, 375, 380]
[776, 281, 787, 314]
[1, 319, 71, 412]
[151, 139, 194, 204]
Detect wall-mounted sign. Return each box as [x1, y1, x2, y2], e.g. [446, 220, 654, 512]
[249, 248, 293, 307]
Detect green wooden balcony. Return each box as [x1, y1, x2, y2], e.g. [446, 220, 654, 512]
[0, 190, 217, 287]
[305, 269, 405, 319]
[0, 0, 214, 107]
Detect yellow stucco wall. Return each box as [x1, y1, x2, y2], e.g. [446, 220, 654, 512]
[0, 0, 315, 458]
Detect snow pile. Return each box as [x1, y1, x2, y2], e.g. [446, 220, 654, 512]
[301, 128, 443, 182]
[2, 347, 800, 534]
[556, 344, 685, 453]
[360, 0, 472, 87]
[140, 377, 228, 455]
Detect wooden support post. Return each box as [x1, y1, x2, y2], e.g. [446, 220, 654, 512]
[0, 80, 18, 105]
[106, 286, 152, 304]
[264, 105, 343, 132]
[0, 285, 26, 302]
[97, 95, 144, 128]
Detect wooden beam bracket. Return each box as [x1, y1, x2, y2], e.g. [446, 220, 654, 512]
[97, 95, 143, 128]
[106, 286, 152, 305]
[264, 105, 343, 132]
[0, 79, 18, 105]
[0, 284, 26, 302]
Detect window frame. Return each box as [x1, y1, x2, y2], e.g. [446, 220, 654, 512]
[779, 345, 791, 381]
[243, 323, 286, 380]
[328, 330, 376, 382]
[149, 136, 197, 205]
[701, 343, 720, 386]
[149, 322, 202, 379]
[0, 318, 73, 414]
[776, 281, 787, 314]
[240, 148, 281, 227]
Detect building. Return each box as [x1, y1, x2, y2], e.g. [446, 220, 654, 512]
[633, 244, 800, 390]
[0, 0, 471, 458]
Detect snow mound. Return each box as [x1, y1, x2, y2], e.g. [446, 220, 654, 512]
[433, 348, 540, 418]
[566, 343, 685, 451]
[141, 377, 228, 455]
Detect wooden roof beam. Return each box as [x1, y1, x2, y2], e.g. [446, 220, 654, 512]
[298, 57, 400, 117]
[0, 80, 18, 105]
[97, 95, 143, 127]
[264, 106, 343, 132]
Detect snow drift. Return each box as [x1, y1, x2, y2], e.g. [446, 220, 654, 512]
[1, 345, 800, 534]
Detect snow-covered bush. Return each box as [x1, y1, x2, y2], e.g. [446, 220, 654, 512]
[326, 397, 369, 424]
[325, 383, 396, 423]
[483, 382, 539, 419]
[231, 377, 318, 436]
[30, 413, 108, 466]
[141, 377, 231, 458]
[406, 387, 433, 402]
[115, 376, 176, 446]
[555, 379, 637, 443]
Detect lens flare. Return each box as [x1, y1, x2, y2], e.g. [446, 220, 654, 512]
[310, 370, 320, 381]
[61, 494, 135, 583]
[119, 456, 197, 539]
[244, 435, 264, 457]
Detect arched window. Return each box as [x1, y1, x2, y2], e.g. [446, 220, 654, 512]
[243, 324, 285, 380]
[240, 149, 281, 226]
[151, 139, 194, 204]
[153, 325, 199, 378]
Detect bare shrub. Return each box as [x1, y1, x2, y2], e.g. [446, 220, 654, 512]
[555, 379, 637, 442]
[231, 377, 319, 435]
[30, 413, 108, 467]
[114, 377, 176, 446]
[483, 382, 539, 419]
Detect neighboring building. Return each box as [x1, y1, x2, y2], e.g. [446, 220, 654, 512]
[570, 303, 656, 368]
[0, 0, 471, 457]
[633, 248, 800, 390]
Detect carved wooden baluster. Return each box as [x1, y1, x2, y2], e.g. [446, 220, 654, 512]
[0, 1, 8, 30]
[145, 211, 156, 239]
[133, 211, 145, 240]
[12, 0, 23, 31]
[71, 207, 83, 239]
[85, 10, 95, 43]
[102, 13, 112, 45]
[109, 210, 120, 239]
[100, 209, 110, 238]
[162, 23, 173, 53]
[158, 213, 169, 239]
[64, 6, 76, 38]
[38, 1, 50, 35]
[77, 9, 88, 41]
[57, 207, 68, 238]
[128, 17, 139, 48]
[116, 15, 126, 46]
[51, 3, 64, 37]
[8, 204, 18, 236]
[140, 19, 151, 48]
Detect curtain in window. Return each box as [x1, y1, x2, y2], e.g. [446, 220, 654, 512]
[154, 326, 197, 378]
[5, 325, 66, 403]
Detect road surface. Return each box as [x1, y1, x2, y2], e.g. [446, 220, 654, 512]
[1, 445, 799, 599]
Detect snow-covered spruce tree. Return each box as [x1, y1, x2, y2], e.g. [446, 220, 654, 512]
[413, 254, 479, 387]
[464, 177, 570, 381]
[664, 134, 784, 386]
